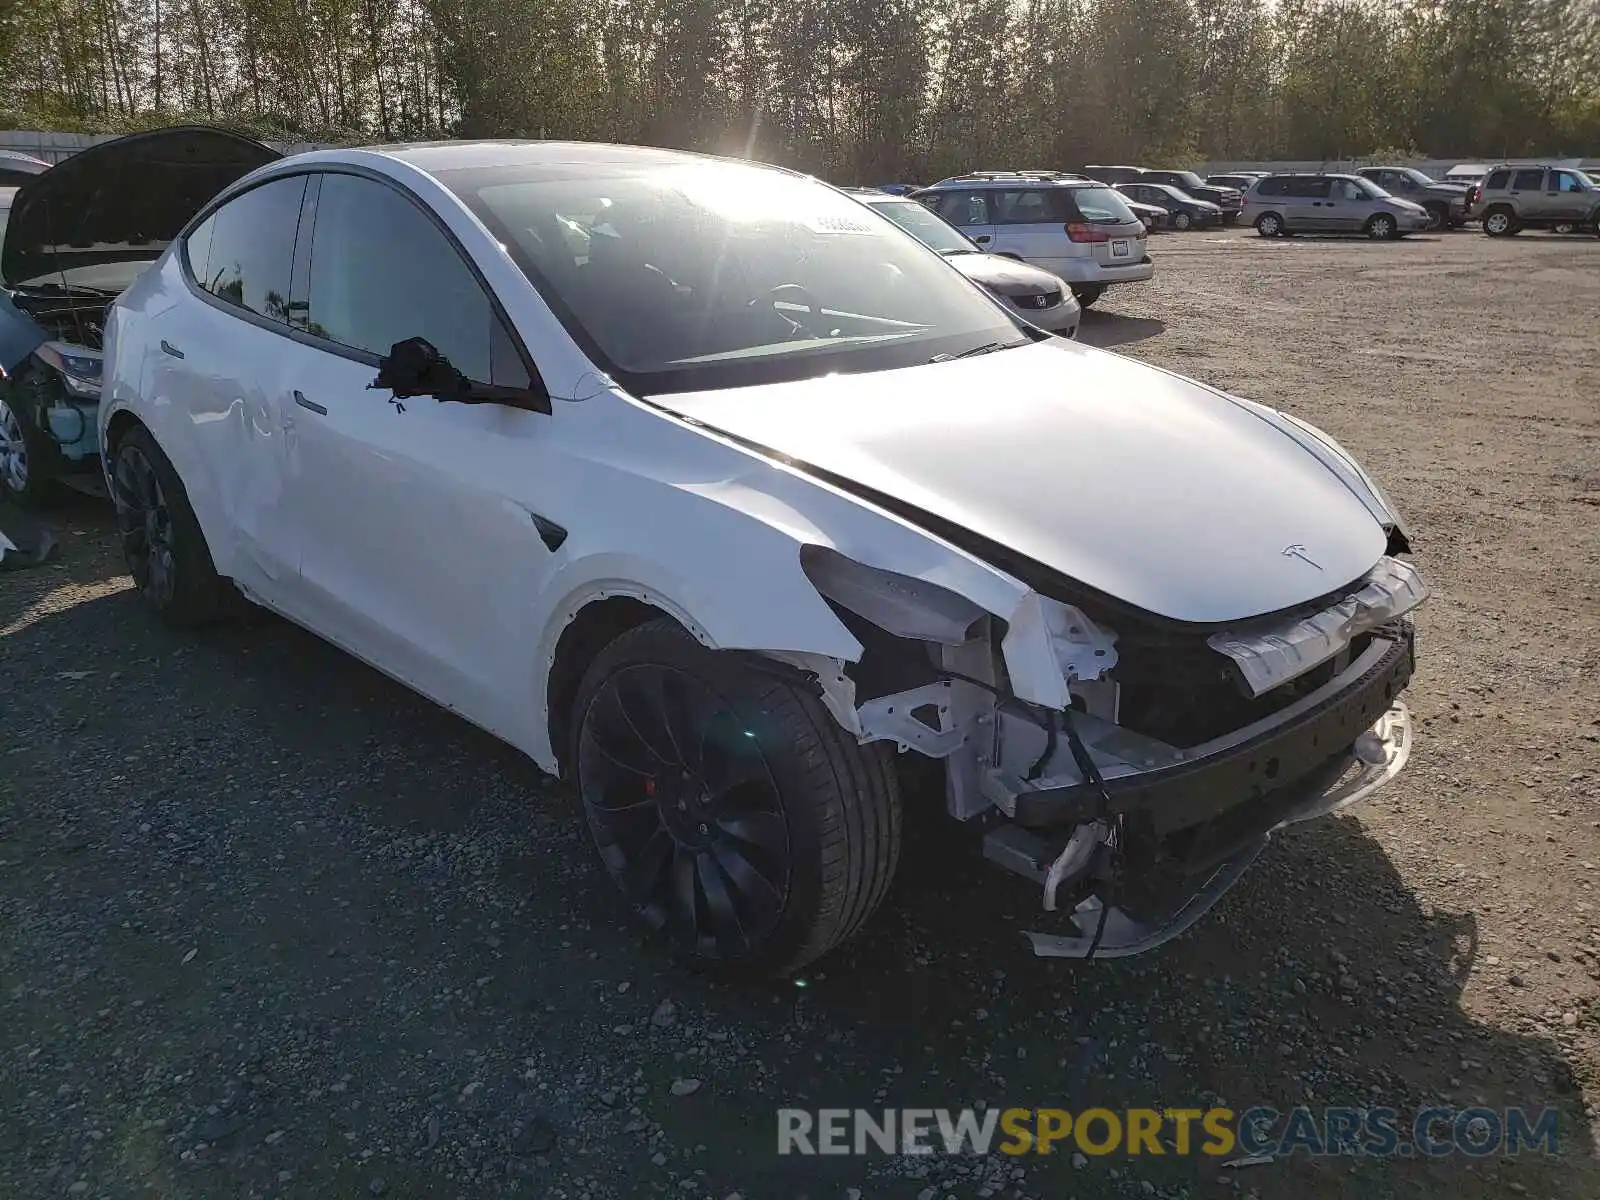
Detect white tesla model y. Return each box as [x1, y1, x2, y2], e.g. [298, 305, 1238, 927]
[92, 139, 1428, 975]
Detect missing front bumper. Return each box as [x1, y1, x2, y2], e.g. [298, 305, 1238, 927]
[1020, 699, 1413, 959]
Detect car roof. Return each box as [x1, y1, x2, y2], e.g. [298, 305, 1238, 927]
[343, 139, 781, 176]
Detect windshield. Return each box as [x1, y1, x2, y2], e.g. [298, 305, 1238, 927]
[863, 197, 977, 255]
[440, 162, 1023, 395]
[1398, 168, 1437, 187]
[1353, 177, 1389, 199]
[1172, 171, 1207, 190]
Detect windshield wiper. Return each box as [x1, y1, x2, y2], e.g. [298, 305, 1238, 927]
[932, 340, 1025, 362]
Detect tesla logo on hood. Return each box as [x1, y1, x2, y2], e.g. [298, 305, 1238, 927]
[1282, 544, 1323, 570]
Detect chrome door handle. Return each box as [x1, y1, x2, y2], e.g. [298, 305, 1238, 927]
[293, 390, 327, 416]
[160, 339, 185, 359]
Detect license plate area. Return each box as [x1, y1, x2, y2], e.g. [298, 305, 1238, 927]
[1111, 238, 1130, 257]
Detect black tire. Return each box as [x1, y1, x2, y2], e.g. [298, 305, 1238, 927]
[1072, 285, 1105, 308]
[570, 618, 902, 977]
[1482, 207, 1517, 237]
[0, 388, 66, 509]
[1365, 213, 1398, 240]
[1423, 203, 1448, 232]
[111, 425, 230, 627]
[1553, 221, 1577, 235]
[1254, 212, 1284, 237]
[1172, 211, 1193, 231]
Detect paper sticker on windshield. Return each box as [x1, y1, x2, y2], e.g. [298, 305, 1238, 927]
[802, 213, 880, 235]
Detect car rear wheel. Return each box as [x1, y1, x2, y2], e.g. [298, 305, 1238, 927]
[1172, 211, 1193, 231]
[112, 425, 231, 627]
[571, 618, 902, 977]
[1483, 208, 1517, 237]
[1553, 221, 1577, 235]
[1365, 213, 1398, 240]
[1423, 203, 1448, 232]
[1071, 285, 1105, 308]
[1254, 212, 1284, 237]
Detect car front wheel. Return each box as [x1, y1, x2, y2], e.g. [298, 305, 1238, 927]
[111, 425, 230, 626]
[1366, 213, 1398, 240]
[571, 618, 902, 977]
[1172, 211, 1193, 231]
[0, 391, 63, 508]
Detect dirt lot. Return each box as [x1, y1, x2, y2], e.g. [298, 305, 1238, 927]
[3, 226, 1599, 1200]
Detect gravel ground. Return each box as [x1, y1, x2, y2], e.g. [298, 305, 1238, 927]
[3, 225, 1598, 1200]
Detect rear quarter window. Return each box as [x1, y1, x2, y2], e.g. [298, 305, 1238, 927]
[1485, 169, 1511, 189]
[1068, 186, 1137, 223]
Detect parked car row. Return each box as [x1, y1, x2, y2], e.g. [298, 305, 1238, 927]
[1237, 164, 1600, 239]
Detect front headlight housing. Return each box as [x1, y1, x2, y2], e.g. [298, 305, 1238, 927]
[35, 340, 104, 398]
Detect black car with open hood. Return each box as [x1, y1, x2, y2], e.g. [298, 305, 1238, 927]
[0, 125, 280, 505]
[2, 125, 281, 292]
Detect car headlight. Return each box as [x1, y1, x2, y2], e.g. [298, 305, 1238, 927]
[35, 341, 104, 398]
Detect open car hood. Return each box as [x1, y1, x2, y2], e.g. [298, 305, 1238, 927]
[1, 126, 280, 289]
[651, 341, 1391, 626]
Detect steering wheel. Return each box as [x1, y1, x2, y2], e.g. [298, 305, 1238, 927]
[750, 283, 826, 337]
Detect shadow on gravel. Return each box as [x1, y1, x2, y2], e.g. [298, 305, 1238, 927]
[1, 576, 1593, 1200]
[1077, 311, 1166, 349]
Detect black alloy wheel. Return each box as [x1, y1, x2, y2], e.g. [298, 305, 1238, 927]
[578, 661, 792, 958]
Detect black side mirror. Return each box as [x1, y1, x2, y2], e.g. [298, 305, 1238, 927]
[371, 336, 466, 400]
[369, 336, 553, 414]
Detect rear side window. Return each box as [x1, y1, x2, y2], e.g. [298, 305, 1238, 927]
[1255, 177, 1289, 196]
[1067, 186, 1137, 223]
[1288, 177, 1332, 198]
[1485, 169, 1511, 189]
[993, 189, 1071, 223]
[198, 176, 307, 323]
[305, 172, 523, 386]
[1511, 169, 1544, 190]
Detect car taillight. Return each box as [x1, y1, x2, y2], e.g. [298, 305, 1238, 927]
[1064, 222, 1111, 243]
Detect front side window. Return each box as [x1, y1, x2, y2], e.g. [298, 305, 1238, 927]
[1553, 171, 1586, 193]
[304, 172, 514, 385]
[195, 176, 306, 324]
[1332, 179, 1364, 201]
[932, 191, 991, 227]
[437, 161, 1023, 395]
[1511, 169, 1545, 190]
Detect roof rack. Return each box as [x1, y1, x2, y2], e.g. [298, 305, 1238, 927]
[931, 170, 1088, 185]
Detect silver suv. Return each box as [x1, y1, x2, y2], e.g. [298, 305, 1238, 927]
[1472, 165, 1600, 236]
[910, 172, 1153, 307]
[1242, 173, 1430, 239]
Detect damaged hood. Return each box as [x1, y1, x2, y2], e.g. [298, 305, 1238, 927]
[651, 340, 1391, 625]
[2, 126, 280, 290]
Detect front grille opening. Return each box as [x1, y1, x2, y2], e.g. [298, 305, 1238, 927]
[1113, 631, 1374, 749]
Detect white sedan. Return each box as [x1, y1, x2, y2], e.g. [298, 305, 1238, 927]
[94, 140, 1427, 975]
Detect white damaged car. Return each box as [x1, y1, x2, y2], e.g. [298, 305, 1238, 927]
[93, 141, 1427, 975]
